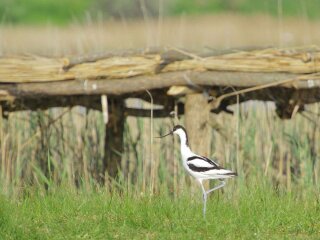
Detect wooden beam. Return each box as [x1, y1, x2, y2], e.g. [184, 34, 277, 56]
[2, 71, 320, 99]
[2, 86, 320, 120]
[2, 47, 320, 83]
[124, 108, 171, 118]
[0, 94, 176, 118]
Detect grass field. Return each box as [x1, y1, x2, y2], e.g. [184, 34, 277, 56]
[1, 9, 320, 239]
[0, 104, 320, 239]
[1, 182, 319, 239]
[1, 0, 320, 25]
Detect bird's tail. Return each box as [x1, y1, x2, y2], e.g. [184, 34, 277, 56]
[220, 169, 237, 178]
[225, 171, 237, 177]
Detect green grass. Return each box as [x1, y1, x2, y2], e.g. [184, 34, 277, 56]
[1, 105, 320, 238]
[0, 0, 91, 25]
[0, 182, 319, 239]
[170, 0, 320, 19]
[1, 99, 320, 239]
[1, 0, 320, 25]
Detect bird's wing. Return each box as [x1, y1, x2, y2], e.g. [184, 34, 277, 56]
[187, 155, 220, 172]
[201, 156, 220, 168]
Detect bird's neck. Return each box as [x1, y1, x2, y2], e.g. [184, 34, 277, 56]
[177, 131, 188, 146]
[177, 132, 192, 157]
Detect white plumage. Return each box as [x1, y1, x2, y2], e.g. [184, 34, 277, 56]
[158, 125, 237, 217]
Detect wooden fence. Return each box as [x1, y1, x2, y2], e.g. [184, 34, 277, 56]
[1, 47, 320, 180]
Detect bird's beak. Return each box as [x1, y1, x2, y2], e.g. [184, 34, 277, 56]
[156, 131, 173, 138]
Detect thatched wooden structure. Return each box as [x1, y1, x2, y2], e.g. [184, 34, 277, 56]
[1, 47, 320, 180]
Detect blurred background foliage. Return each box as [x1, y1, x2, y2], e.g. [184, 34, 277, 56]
[0, 0, 91, 25]
[0, 0, 319, 25]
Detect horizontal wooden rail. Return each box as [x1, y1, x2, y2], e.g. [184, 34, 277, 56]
[1, 47, 320, 83]
[1, 47, 320, 117]
[0, 71, 319, 99]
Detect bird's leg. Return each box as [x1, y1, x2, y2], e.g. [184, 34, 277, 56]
[203, 192, 207, 218]
[199, 180, 207, 218]
[206, 180, 225, 195]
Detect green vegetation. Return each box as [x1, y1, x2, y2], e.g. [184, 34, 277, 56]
[1, 0, 320, 25]
[0, 103, 319, 238]
[0, 2, 320, 239]
[0, 183, 319, 239]
[170, 0, 320, 19]
[0, 0, 91, 25]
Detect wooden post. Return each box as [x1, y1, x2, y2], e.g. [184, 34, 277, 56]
[35, 111, 53, 190]
[103, 98, 125, 183]
[185, 93, 211, 189]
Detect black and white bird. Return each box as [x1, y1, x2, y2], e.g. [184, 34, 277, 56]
[158, 125, 237, 217]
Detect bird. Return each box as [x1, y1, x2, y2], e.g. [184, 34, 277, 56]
[157, 125, 237, 217]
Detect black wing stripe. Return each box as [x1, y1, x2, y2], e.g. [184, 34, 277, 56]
[187, 156, 220, 169]
[202, 156, 220, 168]
[187, 156, 202, 161]
[188, 164, 216, 172]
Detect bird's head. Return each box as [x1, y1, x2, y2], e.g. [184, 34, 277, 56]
[157, 125, 187, 138]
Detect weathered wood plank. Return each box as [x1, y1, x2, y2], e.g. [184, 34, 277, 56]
[2, 47, 320, 83]
[1, 71, 320, 100]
